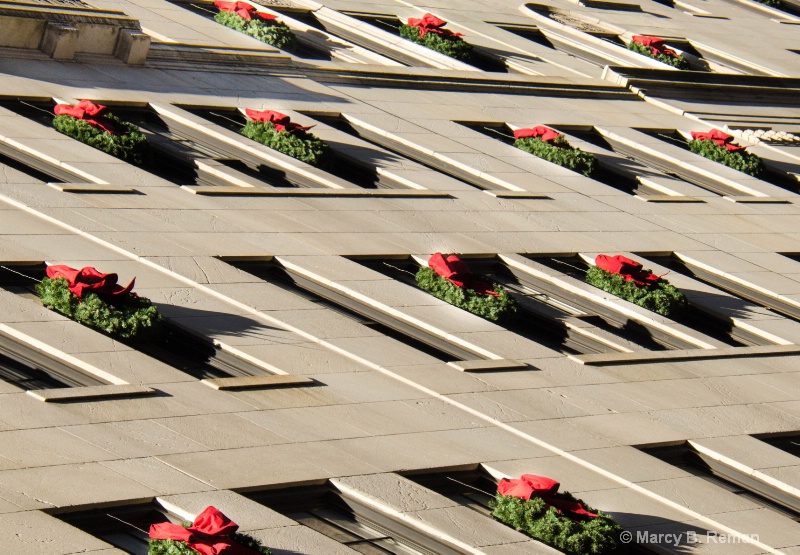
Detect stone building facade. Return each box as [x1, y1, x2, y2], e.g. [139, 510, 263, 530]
[1, 0, 800, 552]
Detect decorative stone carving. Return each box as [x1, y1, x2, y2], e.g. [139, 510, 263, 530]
[547, 12, 610, 33]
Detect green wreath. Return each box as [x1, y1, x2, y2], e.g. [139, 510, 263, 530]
[415, 266, 518, 322]
[215, 10, 296, 51]
[627, 41, 689, 69]
[241, 120, 332, 167]
[514, 135, 597, 177]
[53, 114, 149, 165]
[37, 277, 163, 341]
[399, 24, 473, 62]
[688, 139, 765, 178]
[585, 266, 687, 318]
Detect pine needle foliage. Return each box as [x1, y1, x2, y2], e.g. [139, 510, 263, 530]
[37, 277, 163, 341]
[53, 114, 149, 165]
[514, 136, 597, 177]
[399, 24, 473, 62]
[241, 120, 332, 167]
[214, 10, 296, 51]
[688, 139, 765, 178]
[415, 266, 518, 322]
[626, 41, 689, 69]
[755, 0, 782, 7]
[149, 529, 271, 555]
[491, 493, 626, 555]
[585, 266, 687, 318]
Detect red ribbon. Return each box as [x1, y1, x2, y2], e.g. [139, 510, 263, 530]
[428, 253, 500, 297]
[407, 13, 463, 39]
[244, 109, 314, 134]
[53, 100, 118, 135]
[498, 474, 598, 521]
[214, 0, 277, 21]
[631, 35, 679, 59]
[46, 265, 135, 299]
[595, 254, 660, 288]
[513, 126, 562, 143]
[149, 506, 261, 555]
[690, 129, 745, 152]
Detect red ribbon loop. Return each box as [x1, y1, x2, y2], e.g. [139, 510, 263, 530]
[244, 108, 314, 134]
[53, 100, 119, 135]
[690, 129, 745, 152]
[214, 0, 277, 21]
[498, 474, 598, 521]
[407, 13, 463, 38]
[46, 265, 135, 299]
[513, 126, 563, 143]
[428, 253, 500, 297]
[149, 506, 261, 555]
[595, 254, 660, 288]
[631, 35, 679, 59]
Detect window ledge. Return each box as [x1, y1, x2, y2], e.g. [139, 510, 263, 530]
[181, 186, 450, 198]
[447, 359, 528, 372]
[27, 384, 156, 402]
[201, 375, 315, 390]
[47, 183, 140, 194]
[570, 344, 800, 366]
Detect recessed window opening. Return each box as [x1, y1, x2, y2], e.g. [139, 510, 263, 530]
[247, 484, 464, 555]
[224, 258, 471, 362]
[354, 256, 671, 355]
[58, 502, 187, 554]
[167, 0, 332, 60]
[0, 264, 263, 381]
[462, 122, 647, 196]
[0, 331, 101, 389]
[641, 129, 799, 193]
[187, 107, 394, 189]
[0, 100, 91, 183]
[755, 433, 800, 459]
[643, 443, 800, 522]
[342, 12, 508, 72]
[525, 255, 750, 348]
[642, 254, 800, 327]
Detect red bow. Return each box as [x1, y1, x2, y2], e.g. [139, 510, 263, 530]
[407, 13, 463, 39]
[513, 126, 562, 143]
[690, 129, 745, 152]
[595, 254, 660, 288]
[498, 474, 598, 521]
[53, 100, 118, 135]
[631, 35, 679, 59]
[428, 253, 500, 297]
[244, 109, 314, 134]
[149, 506, 261, 555]
[46, 265, 135, 299]
[214, 0, 277, 21]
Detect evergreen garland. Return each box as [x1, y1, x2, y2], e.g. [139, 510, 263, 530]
[626, 41, 689, 69]
[514, 136, 597, 177]
[491, 493, 626, 555]
[241, 120, 332, 167]
[688, 139, 766, 178]
[585, 266, 687, 318]
[53, 114, 149, 165]
[214, 10, 297, 51]
[415, 266, 518, 322]
[399, 24, 473, 62]
[37, 277, 163, 341]
[149, 529, 271, 555]
[755, 0, 782, 7]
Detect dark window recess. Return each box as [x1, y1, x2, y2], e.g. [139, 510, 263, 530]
[356, 256, 668, 355]
[497, 24, 558, 50]
[643, 443, 800, 522]
[526, 255, 750, 348]
[225, 259, 471, 362]
[640, 129, 799, 194]
[188, 108, 398, 189]
[0, 100, 86, 182]
[0, 264, 263, 381]
[167, 0, 332, 60]
[756, 433, 800, 459]
[462, 123, 645, 196]
[643, 254, 800, 329]
[316, 115, 493, 192]
[59, 503, 186, 555]
[247, 484, 464, 555]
